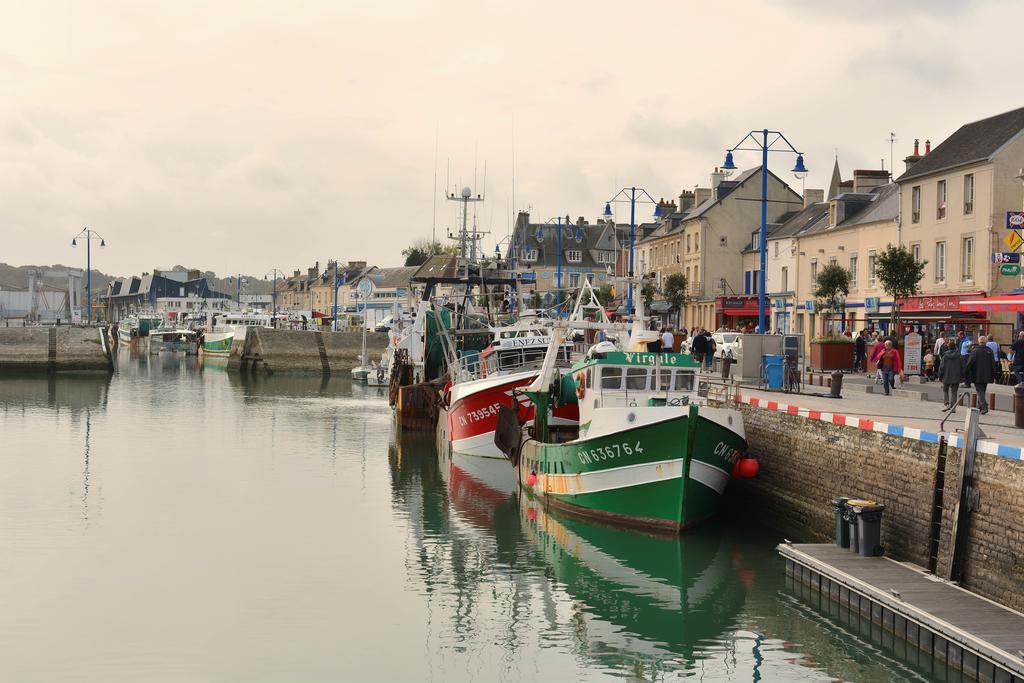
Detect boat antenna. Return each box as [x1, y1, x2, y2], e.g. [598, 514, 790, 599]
[431, 128, 438, 248]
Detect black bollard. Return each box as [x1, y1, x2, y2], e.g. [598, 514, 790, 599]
[830, 371, 843, 398]
[1015, 383, 1024, 429]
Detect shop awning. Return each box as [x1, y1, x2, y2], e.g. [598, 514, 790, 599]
[960, 294, 1024, 312]
[649, 300, 673, 313]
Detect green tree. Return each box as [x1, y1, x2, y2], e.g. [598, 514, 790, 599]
[875, 243, 926, 336]
[596, 284, 615, 307]
[662, 273, 688, 328]
[641, 280, 656, 311]
[401, 240, 458, 266]
[813, 263, 851, 336]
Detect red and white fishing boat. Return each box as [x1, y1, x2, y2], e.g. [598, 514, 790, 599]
[440, 281, 614, 459]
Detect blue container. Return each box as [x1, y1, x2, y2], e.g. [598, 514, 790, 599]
[763, 354, 785, 390]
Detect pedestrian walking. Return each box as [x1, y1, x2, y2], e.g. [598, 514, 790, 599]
[966, 336, 998, 414]
[938, 340, 963, 410]
[704, 331, 716, 371]
[691, 328, 707, 364]
[854, 330, 867, 372]
[1011, 331, 1024, 384]
[661, 327, 675, 353]
[877, 340, 904, 396]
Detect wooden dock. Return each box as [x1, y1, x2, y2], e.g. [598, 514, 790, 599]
[780, 543, 1024, 681]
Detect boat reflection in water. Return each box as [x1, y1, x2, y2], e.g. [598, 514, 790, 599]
[429, 437, 757, 678]
[519, 495, 752, 673]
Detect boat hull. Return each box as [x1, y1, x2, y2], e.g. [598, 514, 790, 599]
[518, 407, 746, 532]
[202, 332, 234, 356]
[448, 373, 578, 459]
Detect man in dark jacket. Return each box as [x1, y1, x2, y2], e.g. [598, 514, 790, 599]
[965, 335, 998, 414]
[937, 340, 963, 410]
[1011, 330, 1024, 384]
[691, 328, 707, 364]
[854, 331, 867, 372]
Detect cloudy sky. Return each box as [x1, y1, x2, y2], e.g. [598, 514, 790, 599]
[2, 0, 1020, 276]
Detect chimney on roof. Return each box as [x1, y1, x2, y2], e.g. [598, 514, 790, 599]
[678, 189, 695, 212]
[803, 189, 824, 208]
[710, 168, 726, 199]
[925, 139, 931, 155]
[293, 269, 301, 277]
[694, 187, 712, 206]
[577, 216, 586, 226]
[853, 169, 890, 194]
[904, 139, 924, 173]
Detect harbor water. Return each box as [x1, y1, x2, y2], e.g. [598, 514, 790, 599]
[0, 353, 941, 681]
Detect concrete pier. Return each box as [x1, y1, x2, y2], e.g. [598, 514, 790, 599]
[781, 543, 1024, 680]
[0, 326, 113, 374]
[230, 327, 389, 374]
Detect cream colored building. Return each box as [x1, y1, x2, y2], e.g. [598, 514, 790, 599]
[641, 167, 802, 330]
[792, 181, 899, 352]
[896, 107, 1024, 326]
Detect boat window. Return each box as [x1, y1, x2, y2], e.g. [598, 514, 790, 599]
[658, 369, 673, 390]
[675, 372, 695, 391]
[585, 367, 593, 390]
[626, 367, 649, 390]
[524, 349, 546, 365]
[600, 367, 623, 390]
[498, 351, 522, 370]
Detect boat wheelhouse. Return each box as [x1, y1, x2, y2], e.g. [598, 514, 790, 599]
[212, 313, 271, 344]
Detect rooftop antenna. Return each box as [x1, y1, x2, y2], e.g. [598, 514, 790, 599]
[888, 132, 897, 181]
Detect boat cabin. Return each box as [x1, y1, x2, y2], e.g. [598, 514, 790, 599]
[573, 351, 702, 414]
[479, 335, 573, 378]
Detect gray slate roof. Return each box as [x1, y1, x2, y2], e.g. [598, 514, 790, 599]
[510, 219, 619, 269]
[897, 106, 1024, 182]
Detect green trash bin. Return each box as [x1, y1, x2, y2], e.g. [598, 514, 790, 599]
[831, 497, 852, 548]
[849, 500, 885, 557]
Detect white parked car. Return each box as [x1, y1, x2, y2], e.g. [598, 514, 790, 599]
[712, 332, 742, 359]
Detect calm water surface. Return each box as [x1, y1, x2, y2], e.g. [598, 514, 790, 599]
[0, 352, 934, 681]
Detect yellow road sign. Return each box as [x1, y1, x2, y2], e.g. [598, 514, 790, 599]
[1005, 230, 1023, 251]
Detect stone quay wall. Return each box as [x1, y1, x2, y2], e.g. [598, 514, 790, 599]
[231, 328, 389, 374]
[733, 402, 1024, 611]
[0, 326, 112, 374]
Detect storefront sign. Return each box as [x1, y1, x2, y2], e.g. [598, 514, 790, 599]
[1005, 231, 1024, 251]
[898, 292, 985, 312]
[904, 332, 923, 375]
[518, 272, 536, 283]
[993, 252, 1021, 264]
[722, 297, 748, 309]
[864, 296, 880, 314]
[1000, 264, 1021, 276]
[1007, 211, 1024, 230]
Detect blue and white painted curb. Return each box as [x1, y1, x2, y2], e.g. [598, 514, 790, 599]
[739, 394, 1023, 462]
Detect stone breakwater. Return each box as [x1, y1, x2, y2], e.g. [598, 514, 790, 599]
[229, 327, 390, 374]
[0, 326, 112, 374]
[729, 399, 1024, 612]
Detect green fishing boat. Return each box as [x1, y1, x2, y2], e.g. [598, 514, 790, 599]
[202, 332, 234, 356]
[496, 312, 751, 532]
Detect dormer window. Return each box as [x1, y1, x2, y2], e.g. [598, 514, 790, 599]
[751, 232, 760, 251]
[565, 250, 582, 263]
[522, 249, 538, 262]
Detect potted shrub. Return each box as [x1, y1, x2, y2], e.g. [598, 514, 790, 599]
[809, 264, 854, 371]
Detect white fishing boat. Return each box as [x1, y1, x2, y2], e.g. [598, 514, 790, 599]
[211, 312, 271, 345]
[148, 329, 199, 355]
[117, 313, 163, 343]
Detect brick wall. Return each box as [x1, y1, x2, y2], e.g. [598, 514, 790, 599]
[732, 403, 1024, 611]
[237, 328, 389, 374]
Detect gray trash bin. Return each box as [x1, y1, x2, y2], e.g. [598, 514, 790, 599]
[848, 499, 885, 557]
[843, 504, 860, 554]
[831, 497, 852, 548]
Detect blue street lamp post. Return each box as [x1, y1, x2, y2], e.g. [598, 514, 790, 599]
[333, 262, 345, 332]
[540, 216, 570, 313]
[71, 227, 106, 323]
[721, 130, 808, 333]
[603, 189, 662, 314]
[227, 275, 248, 308]
[264, 269, 283, 327]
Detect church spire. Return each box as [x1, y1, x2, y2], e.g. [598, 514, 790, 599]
[827, 157, 842, 200]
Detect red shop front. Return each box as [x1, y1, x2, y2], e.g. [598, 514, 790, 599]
[896, 291, 994, 338]
[715, 295, 760, 331]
